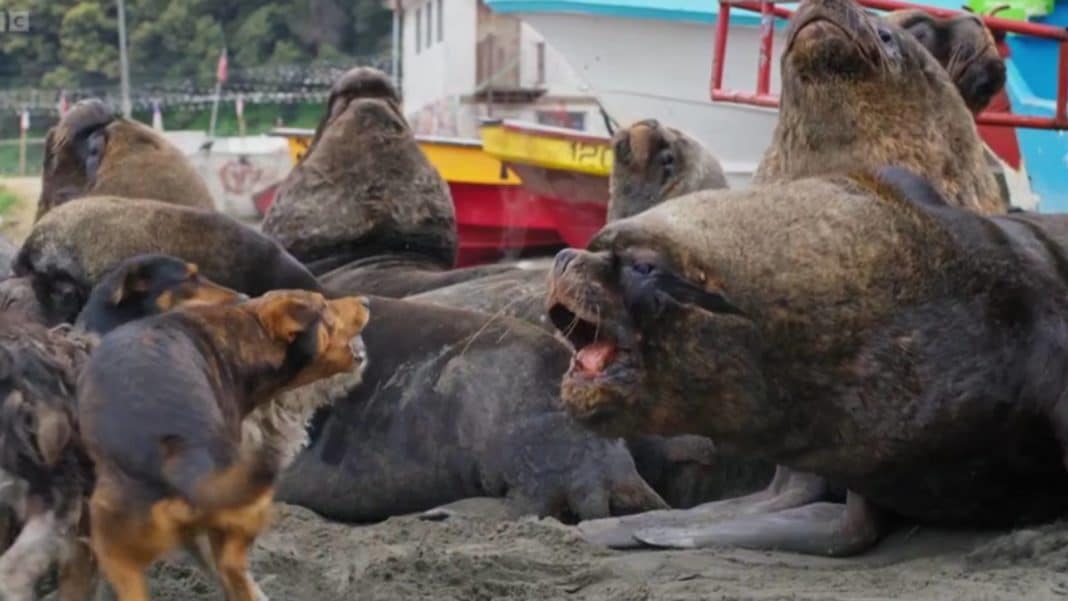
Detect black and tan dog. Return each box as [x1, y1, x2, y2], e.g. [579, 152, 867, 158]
[0, 254, 246, 601]
[74, 253, 248, 336]
[78, 290, 370, 601]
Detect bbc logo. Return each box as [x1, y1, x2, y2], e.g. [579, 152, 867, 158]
[0, 11, 29, 33]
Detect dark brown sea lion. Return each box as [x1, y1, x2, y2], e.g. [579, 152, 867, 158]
[5, 196, 318, 325]
[37, 99, 215, 220]
[754, 0, 1005, 215]
[546, 166, 1068, 556]
[277, 296, 670, 521]
[887, 9, 1006, 114]
[261, 67, 513, 296]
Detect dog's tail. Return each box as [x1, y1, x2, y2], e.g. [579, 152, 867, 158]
[160, 437, 278, 511]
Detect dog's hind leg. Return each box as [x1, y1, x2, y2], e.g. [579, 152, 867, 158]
[208, 530, 262, 601]
[58, 537, 98, 601]
[0, 510, 61, 601]
[184, 535, 269, 601]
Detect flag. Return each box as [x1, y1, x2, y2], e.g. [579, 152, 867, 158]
[19, 109, 29, 132]
[216, 48, 228, 84]
[57, 92, 69, 118]
[235, 93, 244, 118]
[151, 100, 164, 131]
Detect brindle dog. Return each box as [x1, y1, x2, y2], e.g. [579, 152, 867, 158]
[0, 255, 246, 601]
[79, 290, 370, 601]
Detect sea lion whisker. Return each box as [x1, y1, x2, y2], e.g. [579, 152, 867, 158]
[457, 300, 520, 357]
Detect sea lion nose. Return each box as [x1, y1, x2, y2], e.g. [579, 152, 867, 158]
[553, 248, 580, 278]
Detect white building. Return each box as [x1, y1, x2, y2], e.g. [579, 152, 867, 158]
[387, 0, 609, 138]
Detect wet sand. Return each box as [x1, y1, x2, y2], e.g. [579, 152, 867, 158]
[139, 502, 1068, 601]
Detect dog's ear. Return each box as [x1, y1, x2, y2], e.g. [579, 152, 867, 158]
[254, 293, 324, 344]
[35, 405, 71, 468]
[109, 262, 150, 305]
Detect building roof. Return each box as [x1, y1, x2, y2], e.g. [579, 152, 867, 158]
[483, 0, 967, 25]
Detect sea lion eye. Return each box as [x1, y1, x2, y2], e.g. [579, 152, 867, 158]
[658, 151, 675, 176]
[878, 27, 894, 45]
[630, 262, 656, 276]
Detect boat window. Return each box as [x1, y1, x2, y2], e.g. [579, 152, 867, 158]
[415, 6, 422, 54]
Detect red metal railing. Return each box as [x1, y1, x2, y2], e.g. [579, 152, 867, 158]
[711, 0, 1068, 129]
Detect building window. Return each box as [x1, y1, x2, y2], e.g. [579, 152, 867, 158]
[415, 7, 422, 53]
[537, 110, 586, 131]
[536, 42, 545, 85]
[437, 0, 444, 42]
[426, 2, 433, 47]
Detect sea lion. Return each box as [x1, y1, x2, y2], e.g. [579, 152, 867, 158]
[261, 67, 513, 296]
[409, 119, 730, 330]
[887, 9, 1006, 114]
[608, 119, 727, 223]
[5, 196, 318, 325]
[546, 166, 1068, 556]
[277, 296, 670, 521]
[400, 121, 769, 510]
[0, 198, 671, 525]
[37, 99, 215, 220]
[754, 0, 1005, 215]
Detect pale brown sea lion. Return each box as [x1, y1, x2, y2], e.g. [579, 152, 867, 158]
[888, 8, 1006, 114]
[37, 99, 215, 220]
[261, 67, 513, 296]
[6, 197, 319, 325]
[754, 0, 1005, 215]
[546, 164, 1068, 556]
[607, 119, 728, 222]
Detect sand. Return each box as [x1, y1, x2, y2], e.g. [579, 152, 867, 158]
[124, 501, 1068, 601]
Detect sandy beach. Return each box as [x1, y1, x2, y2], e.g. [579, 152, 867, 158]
[126, 502, 1068, 601]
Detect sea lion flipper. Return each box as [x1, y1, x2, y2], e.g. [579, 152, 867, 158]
[634, 492, 884, 557]
[577, 466, 826, 550]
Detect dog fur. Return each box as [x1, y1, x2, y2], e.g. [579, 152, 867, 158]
[78, 290, 370, 601]
[0, 255, 245, 601]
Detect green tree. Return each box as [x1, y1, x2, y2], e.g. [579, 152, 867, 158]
[0, 0, 391, 90]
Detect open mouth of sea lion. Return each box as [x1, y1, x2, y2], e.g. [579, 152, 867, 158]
[547, 296, 644, 434]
